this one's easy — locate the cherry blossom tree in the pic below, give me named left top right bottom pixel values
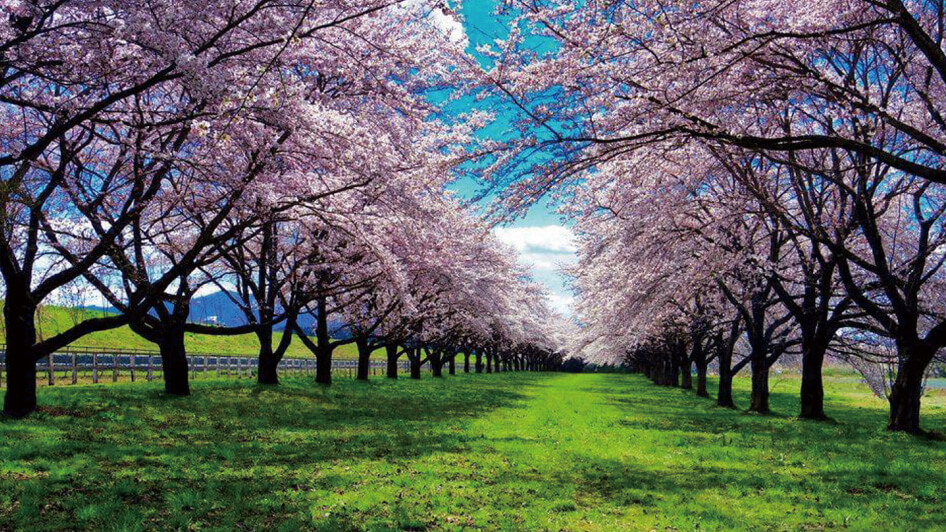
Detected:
left=0, top=0, right=486, bottom=413
left=0, top=0, right=333, bottom=416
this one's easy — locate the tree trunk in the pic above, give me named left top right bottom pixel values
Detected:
left=799, top=340, right=828, bottom=420
left=887, top=344, right=934, bottom=434
left=256, top=328, right=279, bottom=386
left=475, top=352, right=483, bottom=373
left=315, top=347, right=332, bottom=385
left=314, top=297, right=332, bottom=386
left=410, top=350, right=422, bottom=380
left=159, top=320, right=190, bottom=396
left=386, top=343, right=399, bottom=379
left=485, top=350, right=493, bottom=374
left=748, top=353, right=769, bottom=414
left=717, top=345, right=736, bottom=408
left=2, top=294, right=38, bottom=418
left=356, top=337, right=371, bottom=381
left=680, top=357, right=693, bottom=390
left=667, top=355, right=680, bottom=387
left=448, top=355, right=456, bottom=375
left=696, top=363, right=708, bottom=397
left=692, top=340, right=709, bottom=398
left=493, top=353, right=501, bottom=373
left=431, top=359, right=443, bottom=378
left=463, top=353, right=470, bottom=373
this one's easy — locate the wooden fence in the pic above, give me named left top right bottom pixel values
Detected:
left=0, top=345, right=417, bottom=387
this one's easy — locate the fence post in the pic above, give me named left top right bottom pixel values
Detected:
left=130, top=354, right=136, bottom=382
left=92, top=353, right=99, bottom=384
left=47, top=354, right=55, bottom=386
left=112, top=353, right=119, bottom=382
left=147, top=355, right=153, bottom=382
left=71, top=353, right=77, bottom=384
left=216, top=357, right=221, bottom=378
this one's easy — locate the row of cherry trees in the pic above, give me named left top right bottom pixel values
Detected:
left=0, top=0, right=563, bottom=418
left=479, top=0, right=946, bottom=434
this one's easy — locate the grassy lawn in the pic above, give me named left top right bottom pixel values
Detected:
left=8, top=305, right=369, bottom=359
left=2, top=372, right=946, bottom=530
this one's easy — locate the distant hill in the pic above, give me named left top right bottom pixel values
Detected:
left=187, top=290, right=351, bottom=338
left=2, top=304, right=371, bottom=359
left=87, top=289, right=351, bottom=338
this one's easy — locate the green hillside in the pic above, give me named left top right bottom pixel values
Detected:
left=4, top=304, right=369, bottom=360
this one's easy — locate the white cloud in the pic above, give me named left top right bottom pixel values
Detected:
left=518, top=252, right=578, bottom=271
left=547, top=293, right=575, bottom=317
left=429, top=6, right=468, bottom=47
left=493, top=225, right=577, bottom=254
left=404, top=0, right=468, bottom=48
left=493, top=225, right=578, bottom=315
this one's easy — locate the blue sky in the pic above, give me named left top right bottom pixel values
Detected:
left=446, top=1, right=577, bottom=314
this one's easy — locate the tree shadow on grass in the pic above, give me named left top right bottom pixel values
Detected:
left=584, top=373, right=946, bottom=436
left=0, top=373, right=544, bottom=530
left=548, top=450, right=946, bottom=531
left=549, top=374, right=946, bottom=530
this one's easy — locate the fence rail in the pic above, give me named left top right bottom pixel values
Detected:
left=0, top=345, right=420, bottom=387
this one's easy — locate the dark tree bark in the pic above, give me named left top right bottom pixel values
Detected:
left=448, top=354, right=456, bottom=375
left=663, top=351, right=680, bottom=387
left=696, top=362, right=709, bottom=397
left=717, top=339, right=736, bottom=409
left=691, top=337, right=709, bottom=398
left=429, top=348, right=444, bottom=378
left=748, top=352, right=770, bottom=414
left=799, top=338, right=829, bottom=420
left=475, top=351, right=483, bottom=373
left=463, top=353, right=470, bottom=373
left=680, top=354, right=693, bottom=390
left=158, top=314, right=191, bottom=396
left=409, top=347, right=423, bottom=380
left=356, top=336, right=372, bottom=381
left=126, top=290, right=194, bottom=397
left=255, top=315, right=296, bottom=386
left=257, top=344, right=280, bottom=385
left=315, top=297, right=333, bottom=385
left=386, top=342, right=400, bottom=379
left=2, top=293, right=38, bottom=418
left=485, top=349, right=493, bottom=374
left=296, top=296, right=333, bottom=385
left=888, top=344, right=935, bottom=434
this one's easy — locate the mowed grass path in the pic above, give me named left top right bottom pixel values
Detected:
left=2, top=373, right=946, bottom=530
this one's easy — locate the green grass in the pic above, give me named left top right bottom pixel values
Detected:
left=13, top=305, right=369, bottom=359
left=2, top=372, right=946, bottom=530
